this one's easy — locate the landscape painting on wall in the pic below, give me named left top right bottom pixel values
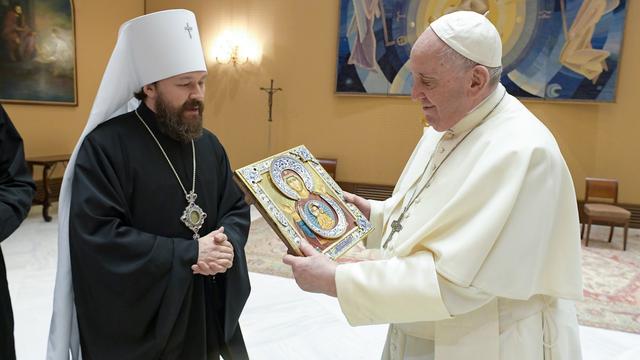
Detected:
left=1, top=0, right=76, bottom=105
left=335, top=0, right=627, bottom=102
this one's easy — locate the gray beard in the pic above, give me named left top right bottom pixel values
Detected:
left=155, top=95, right=204, bottom=143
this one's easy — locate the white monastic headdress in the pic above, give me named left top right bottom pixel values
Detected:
left=47, top=9, right=206, bottom=359
left=430, top=11, right=502, bottom=67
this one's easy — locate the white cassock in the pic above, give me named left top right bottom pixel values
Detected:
left=335, top=84, right=583, bottom=360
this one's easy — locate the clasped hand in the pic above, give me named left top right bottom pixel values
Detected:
left=192, top=226, right=234, bottom=276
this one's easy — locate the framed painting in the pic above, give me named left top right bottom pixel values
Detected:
left=235, top=145, right=373, bottom=259
left=335, top=0, right=627, bottom=102
left=0, top=0, right=77, bottom=105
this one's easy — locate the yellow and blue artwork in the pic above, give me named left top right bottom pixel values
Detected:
left=235, top=146, right=373, bottom=259
left=336, top=0, right=627, bottom=102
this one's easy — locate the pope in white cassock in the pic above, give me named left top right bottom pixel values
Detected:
left=283, top=11, right=583, bottom=360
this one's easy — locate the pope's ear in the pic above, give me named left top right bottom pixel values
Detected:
left=469, top=65, right=490, bottom=95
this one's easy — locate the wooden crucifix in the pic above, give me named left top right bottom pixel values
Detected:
left=260, top=79, right=283, bottom=153
left=260, top=79, right=283, bottom=122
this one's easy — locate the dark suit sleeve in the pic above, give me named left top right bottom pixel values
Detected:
left=0, top=105, right=35, bottom=242
left=213, top=141, right=251, bottom=342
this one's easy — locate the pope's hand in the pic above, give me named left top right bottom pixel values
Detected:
left=343, top=191, right=371, bottom=219
left=282, top=242, right=337, bottom=297
left=192, top=226, right=234, bottom=276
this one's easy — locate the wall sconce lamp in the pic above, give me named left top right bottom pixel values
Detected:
left=217, top=45, right=248, bottom=66
left=209, top=30, right=261, bottom=67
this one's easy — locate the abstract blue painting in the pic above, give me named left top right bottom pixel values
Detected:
left=335, top=0, right=627, bottom=102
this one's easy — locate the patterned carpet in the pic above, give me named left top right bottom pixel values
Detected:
left=246, top=218, right=640, bottom=334
left=578, top=225, right=640, bottom=334
left=245, top=218, right=294, bottom=278
left=245, top=217, right=375, bottom=278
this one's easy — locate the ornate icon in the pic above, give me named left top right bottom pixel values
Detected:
left=234, top=145, right=373, bottom=259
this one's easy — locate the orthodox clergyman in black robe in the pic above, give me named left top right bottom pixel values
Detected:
left=69, top=101, right=250, bottom=359
left=0, top=104, right=35, bottom=360
left=47, top=10, right=250, bottom=360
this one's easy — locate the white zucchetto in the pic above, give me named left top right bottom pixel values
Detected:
left=430, top=11, right=502, bottom=68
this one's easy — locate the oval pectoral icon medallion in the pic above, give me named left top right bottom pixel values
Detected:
left=181, top=197, right=207, bottom=239
left=190, top=209, right=201, bottom=224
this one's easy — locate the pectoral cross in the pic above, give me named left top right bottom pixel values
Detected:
left=184, top=23, right=193, bottom=39
left=383, top=216, right=404, bottom=248
left=391, top=219, right=403, bottom=233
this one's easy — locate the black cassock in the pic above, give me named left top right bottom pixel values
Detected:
left=70, top=103, right=251, bottom=360
left=0, top=105, right=35, bottom=360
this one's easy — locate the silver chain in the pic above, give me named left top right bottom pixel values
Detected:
left=134, top=110, right=195, bottom=196
left=382, top=91, right=506, bottom=248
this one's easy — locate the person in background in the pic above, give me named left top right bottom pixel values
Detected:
left=0, top=103, right=35, bottom=360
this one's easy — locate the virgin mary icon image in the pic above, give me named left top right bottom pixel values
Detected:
left=235, top=145, right=374, bottom=258
left=270, top=156, right=356, bottom=250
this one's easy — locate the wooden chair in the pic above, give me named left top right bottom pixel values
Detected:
left=582, top=177, right=631, bottom=250
left=317, top=158, right=337, bottom=179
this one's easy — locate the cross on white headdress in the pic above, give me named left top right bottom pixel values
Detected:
left=184, top=22, right=193, bottom=39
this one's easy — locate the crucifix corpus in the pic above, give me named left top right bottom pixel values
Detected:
left=260, top=79, right=283, bottom=153
left=260, top=79, right=283, bottom=122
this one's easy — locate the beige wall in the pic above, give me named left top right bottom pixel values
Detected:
left=2, top=0, right=144, bottom=176
left=147, top=0, right=424, bottom=188
left=147, top=0, right=640, bottom=202
left=5, top=1, right=639, bottom=202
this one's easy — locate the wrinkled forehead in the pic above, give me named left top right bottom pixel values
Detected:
left=409, top=29, right=447, bottom=74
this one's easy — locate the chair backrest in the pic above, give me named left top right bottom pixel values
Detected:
left=585, top=177, right=619, bottom=204
left=317, top=158, right=337, bottom=179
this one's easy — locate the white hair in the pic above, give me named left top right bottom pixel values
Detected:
left=438, top=44, right=502, bottom=86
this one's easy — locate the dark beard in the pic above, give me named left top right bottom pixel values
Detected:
left=155, top=95, right=204, bottom=143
